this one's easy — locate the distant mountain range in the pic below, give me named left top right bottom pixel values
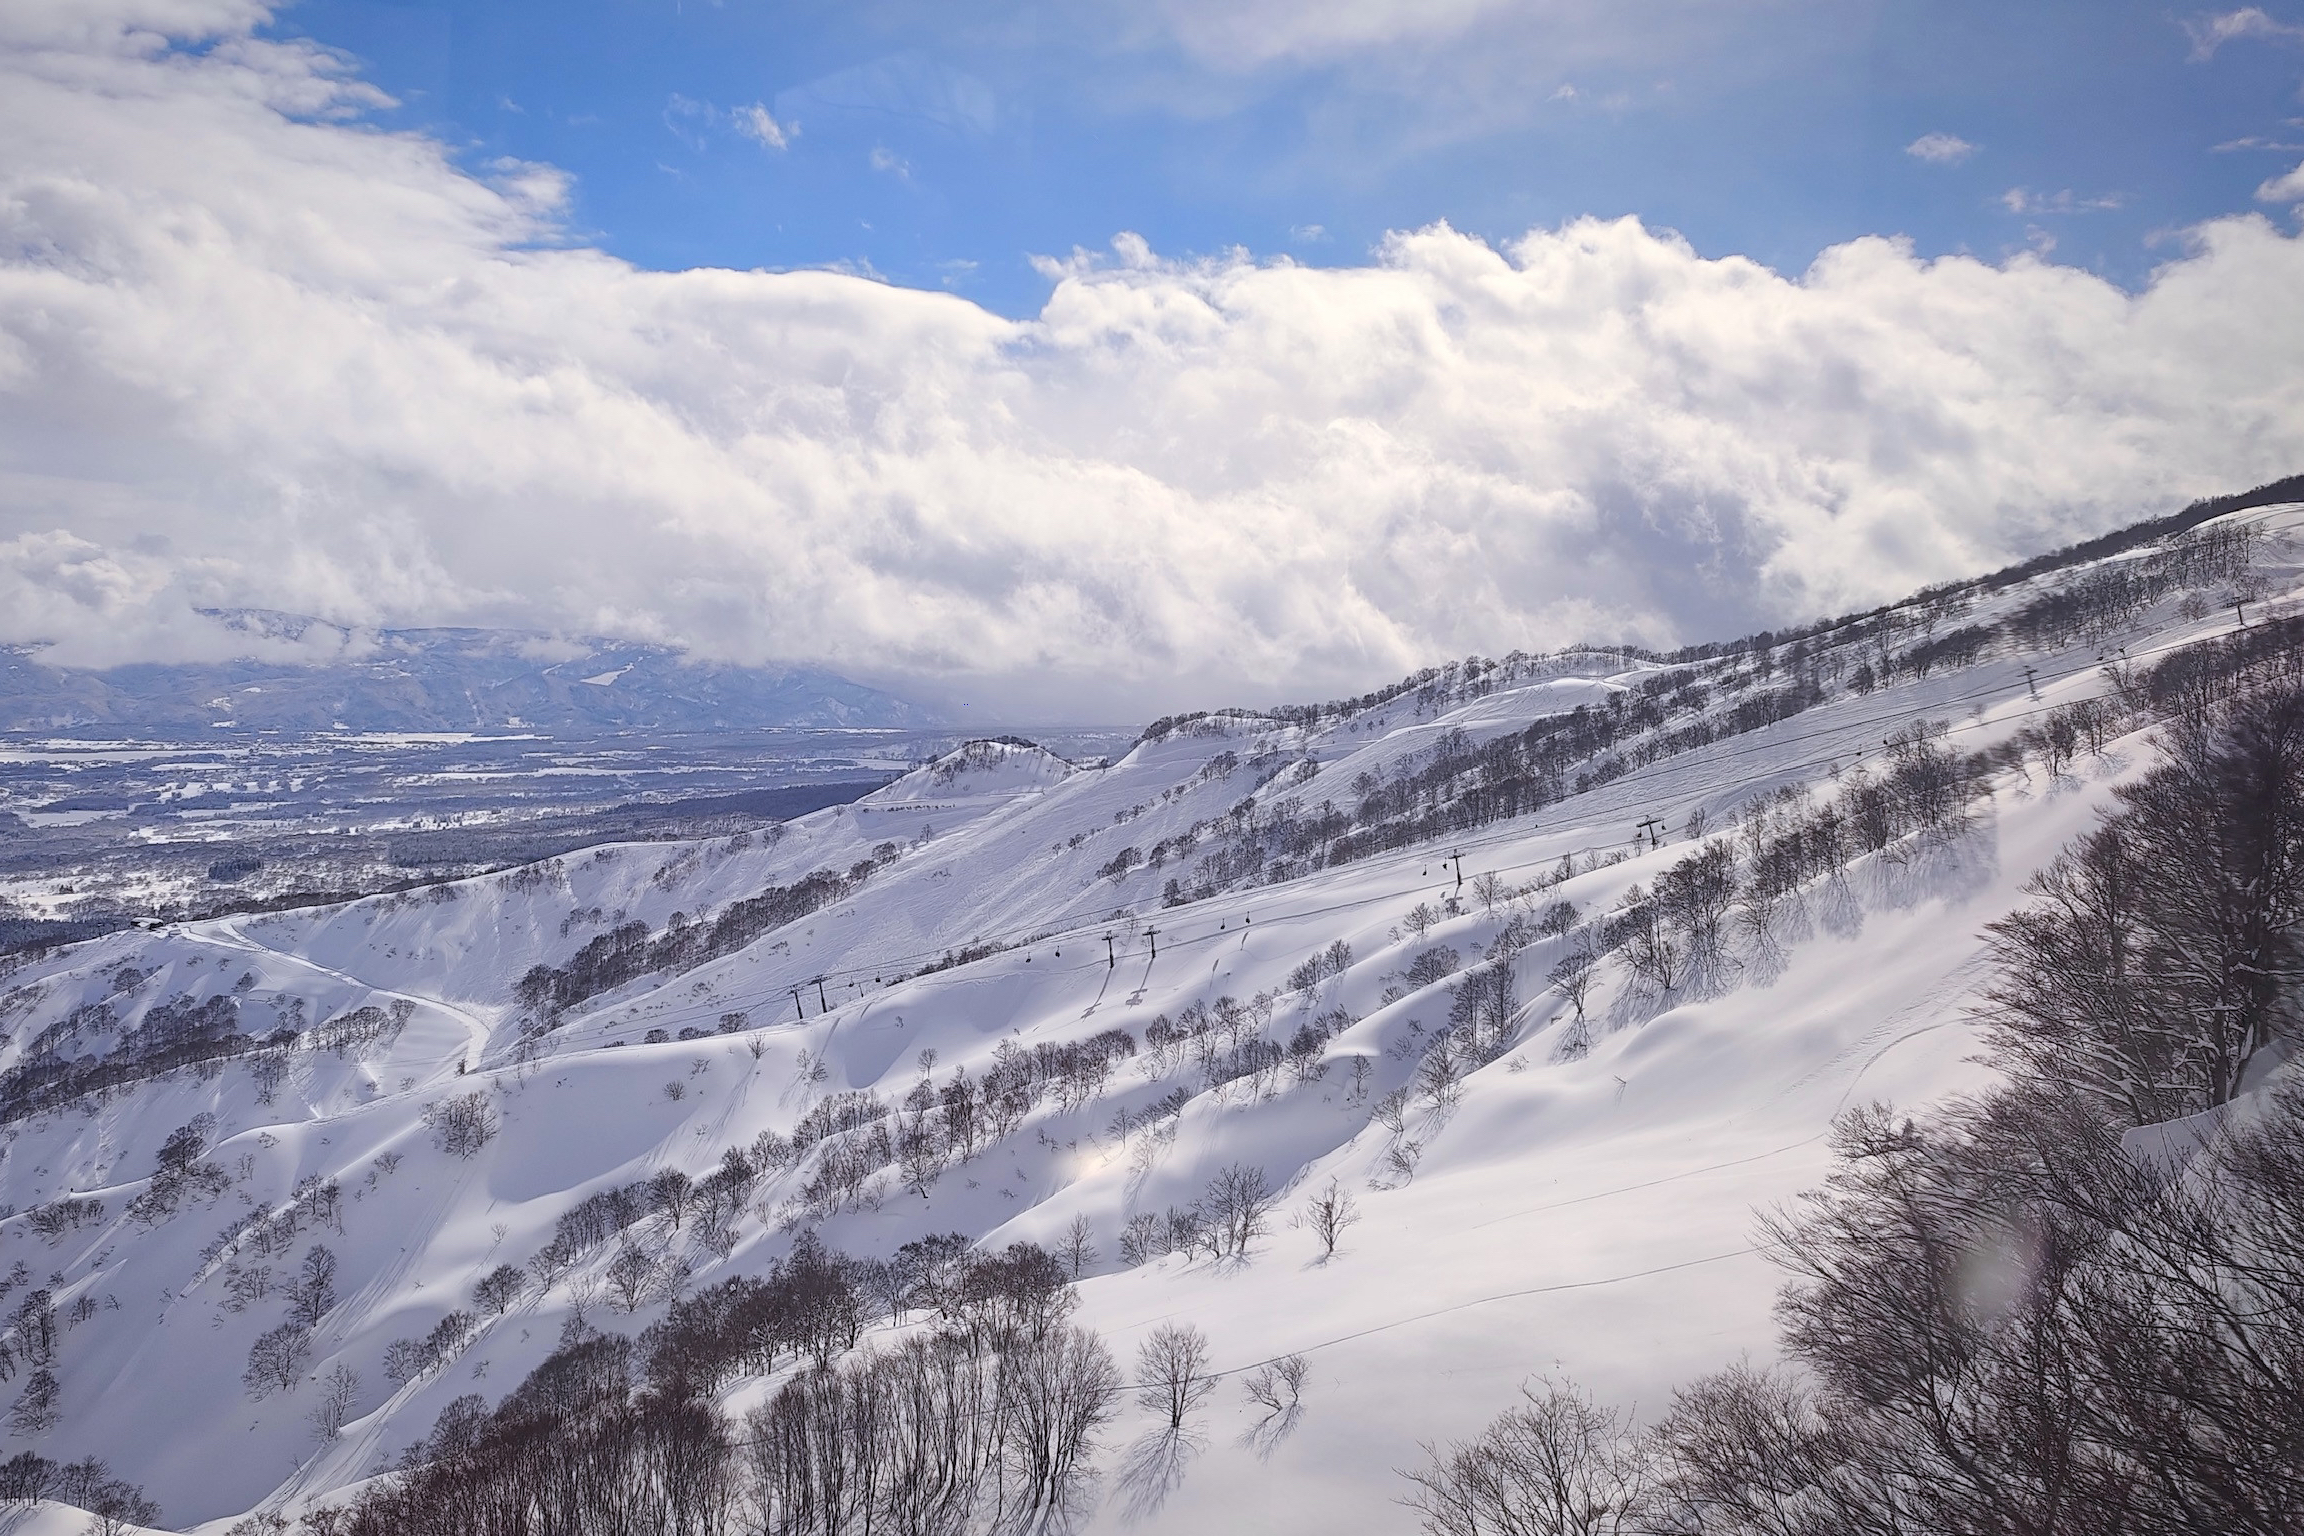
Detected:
left=0, top=610, right=939, bottom=733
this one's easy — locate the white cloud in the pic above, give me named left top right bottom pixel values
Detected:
left=1904, top=131, right=1977, bottom=165
left=665, top=95, right=792, bottom=155
left=2000, top=187, right=2125, bottom=215
left=2184, top=7, right=2304, bottom=60
left=1149, top=0, right=1514, bottom=67
left=733, top=103, right=790, bottom=151
left=663, top=93, right=715, bottom=151
left=485, top=157, right=572, bottom=215
left=869, top=145, right=910, bottom=177
left=7, top=2, right=2304, bottom=717
left=2259, top=158, right=2304, bottom=201
left=1135, top=0, right=1794, bottom=75
left=1095, top=0, right=1819, bottom=170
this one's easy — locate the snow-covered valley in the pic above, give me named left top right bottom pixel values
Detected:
left=1, top=504, right=2299, bottom=1533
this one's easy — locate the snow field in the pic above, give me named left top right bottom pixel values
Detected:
left=0, top=507, right=2297, bottom=1530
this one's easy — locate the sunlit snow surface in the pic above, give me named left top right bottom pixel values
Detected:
left=1, top=509, right=2298, bottom=1532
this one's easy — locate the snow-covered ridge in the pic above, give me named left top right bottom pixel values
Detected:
left=863, top=737, right=1076, bottom=806
left=0, top=506, right=2298, bottom=1531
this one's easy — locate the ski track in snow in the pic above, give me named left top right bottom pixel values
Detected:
left=207, top=918, right=490, bottom=1079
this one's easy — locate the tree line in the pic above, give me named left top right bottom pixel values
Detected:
left=1154, top=522, right=2258, bottom=908
left=514, top=858, right=886, bottom=1026
left=311, top=1227, right=1119, bottom=1536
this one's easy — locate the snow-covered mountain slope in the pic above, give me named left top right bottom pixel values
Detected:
left=0, top=507, right=2298, bottom=1531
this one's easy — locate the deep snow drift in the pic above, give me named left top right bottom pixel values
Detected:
left=0, top=507, right=2298, bottom=1533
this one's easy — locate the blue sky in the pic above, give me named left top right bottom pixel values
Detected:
left=273, top=0, right=2304, bottom=315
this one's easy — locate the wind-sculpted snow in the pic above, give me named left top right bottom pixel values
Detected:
left=0, top=509, right=2297, bottom=1530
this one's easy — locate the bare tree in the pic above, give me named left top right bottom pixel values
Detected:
left=8, top=1369, right=59, bottom=1435
left=1417, top=1030, right=1467, bottom=1110
left=1295, top=1180, right=1361, bottom=1260
left=1374, top=1087, right=1413, bottom=1138
left=1059, top=1214, right=1099, bottom=1280
left=1985, top=687, right=2304, bottom=1119
left=222, top=1514, right=291, bottom=1536
left=472, top=1263, right=526, bottom=1316
left=646, top=1168, right=695, bottom=1228
left=852, top=1256, right=907, bottom=1326
left=285, top=1244, right=338, bottom=1330
left=1134, top=1323, right=1217, bottom=1433
left=309, top=1362, right=360, bottom=1442
left=223, top=1262, right=273, bottom=1313
left=1113, top=1212, right=1161, bottom=1268
left=565, top=1274, right=601, bottom=1328
left=1643, top=1361, right=1844, bottom=1536
left=244, top=1324, right=311, bottom=1398
left=54, top=1461, right=159, bottom=1536
left=1242, top=1354, right=1310, bottom=1457
left=1448, top=959, right=1521, bottom=1060
left=527, top=1232, right=577, bottom=1288
left=898, top=1111, right=943, bottom=1197
left=1549, top=947, right=1597, bottom=1023
left=1654, top=840, right=1739, bottom=967
left=1243, top=1352, right=1307, bottom=1417
left=1611, top=889, right=1686, bottom=996
left=1737, top=881, right=1787, bottom=956
left=1002, top=1325, right=1124, bottom=1531
left=1201, top=1164, right=1277, bottom=1259
left=1402, top=1376, right=1651, bottom=1536
left=424, top=1091, right=497, bottom=1158
left=605, top=1245, right=657, bottom=1313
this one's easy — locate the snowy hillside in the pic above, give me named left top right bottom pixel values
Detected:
left=0, top=505, right=2299, bottom=1532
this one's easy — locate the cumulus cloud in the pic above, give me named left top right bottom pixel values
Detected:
left=6, top=2, right=2304, bottom=718
left=1905, top=131, right=1977, bottom=165
left=2260, top=158, right=2304, bottom=202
